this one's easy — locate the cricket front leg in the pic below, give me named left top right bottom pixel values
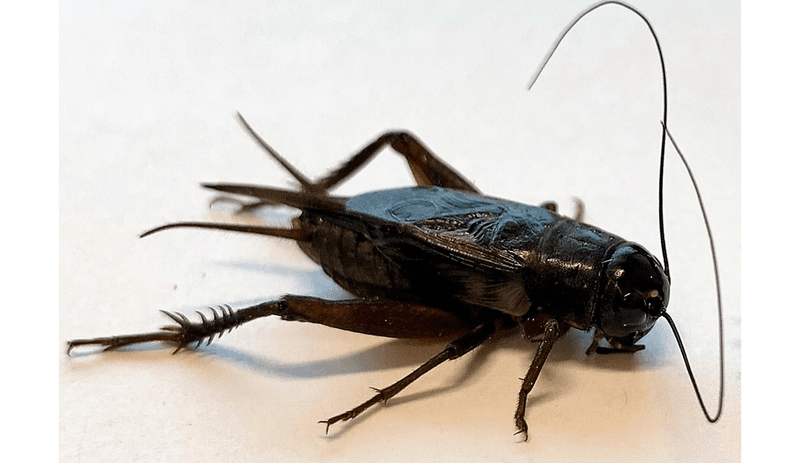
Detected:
left=514, top=317, right=568, bottom=441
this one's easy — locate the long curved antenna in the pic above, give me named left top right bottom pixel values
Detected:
left=528, top=2, right=723, bottom=423
left=527, top=0, right=670, bottom=278
left=661, top=122, right=724, bottom=422
left=663, top=313, right=723, bottom=422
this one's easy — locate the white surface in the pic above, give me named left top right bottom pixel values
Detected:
left=60, top=1, right=740, bottom=461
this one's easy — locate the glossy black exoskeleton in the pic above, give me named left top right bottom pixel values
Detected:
left=68, top=125, right=670, bottom=439
left=343, top=186, right=668, bottom=352
left=67, top=1, right=722, bottom=440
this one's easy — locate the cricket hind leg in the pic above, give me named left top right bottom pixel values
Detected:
left=237, top=113, right=480, bottom=195
left=205, top=114, right=325, bottom=213
left=66, top=295, right=472, bottom=355
left=311, top=130, right=480, bottom=194
left=232, top=115, right=584, bottom=223
left=320, top=316, right=503, bottom=433
left=217, top=115, right=480, bottom=213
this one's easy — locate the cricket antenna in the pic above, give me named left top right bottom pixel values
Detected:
left=660, top=122, right=724, bottom=422
left=527, top=0, right=723, bottom=423
left=527, top=0, right=669, bottom=275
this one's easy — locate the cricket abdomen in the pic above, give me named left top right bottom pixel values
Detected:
left=294, top=214, right=416, bottom=301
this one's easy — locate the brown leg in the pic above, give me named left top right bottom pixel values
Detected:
left=571, top=198, right=585, bottom=222
left=237, top=114, right=479, bottom=194
left=320, top=317, right=502, bottom=433
left=228, top=115, right=480, bottom=212
left=514, top=317, right=569, bottom=441
left=312, top=131, right=480, bottom=193
left=538, top=199, right=584, bottom=222
left=539, top=201, right=557, bottom=213
left=67, top=296, right=471, bottom=355
left=237, top=113, right=319, bottom=193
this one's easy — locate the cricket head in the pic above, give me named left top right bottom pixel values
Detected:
left=595, top=242, right=670, bottom=350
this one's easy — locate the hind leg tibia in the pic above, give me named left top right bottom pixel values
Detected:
left=67, top=296, right=471, bottom=355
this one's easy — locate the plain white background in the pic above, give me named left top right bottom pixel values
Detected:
left=58, top=1, right=740, bottom=461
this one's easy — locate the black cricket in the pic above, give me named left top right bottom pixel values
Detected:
left=67, top=2, right=723, bottom=440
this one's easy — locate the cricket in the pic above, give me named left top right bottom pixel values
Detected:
left=67, top=1, right=724, bottom=441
